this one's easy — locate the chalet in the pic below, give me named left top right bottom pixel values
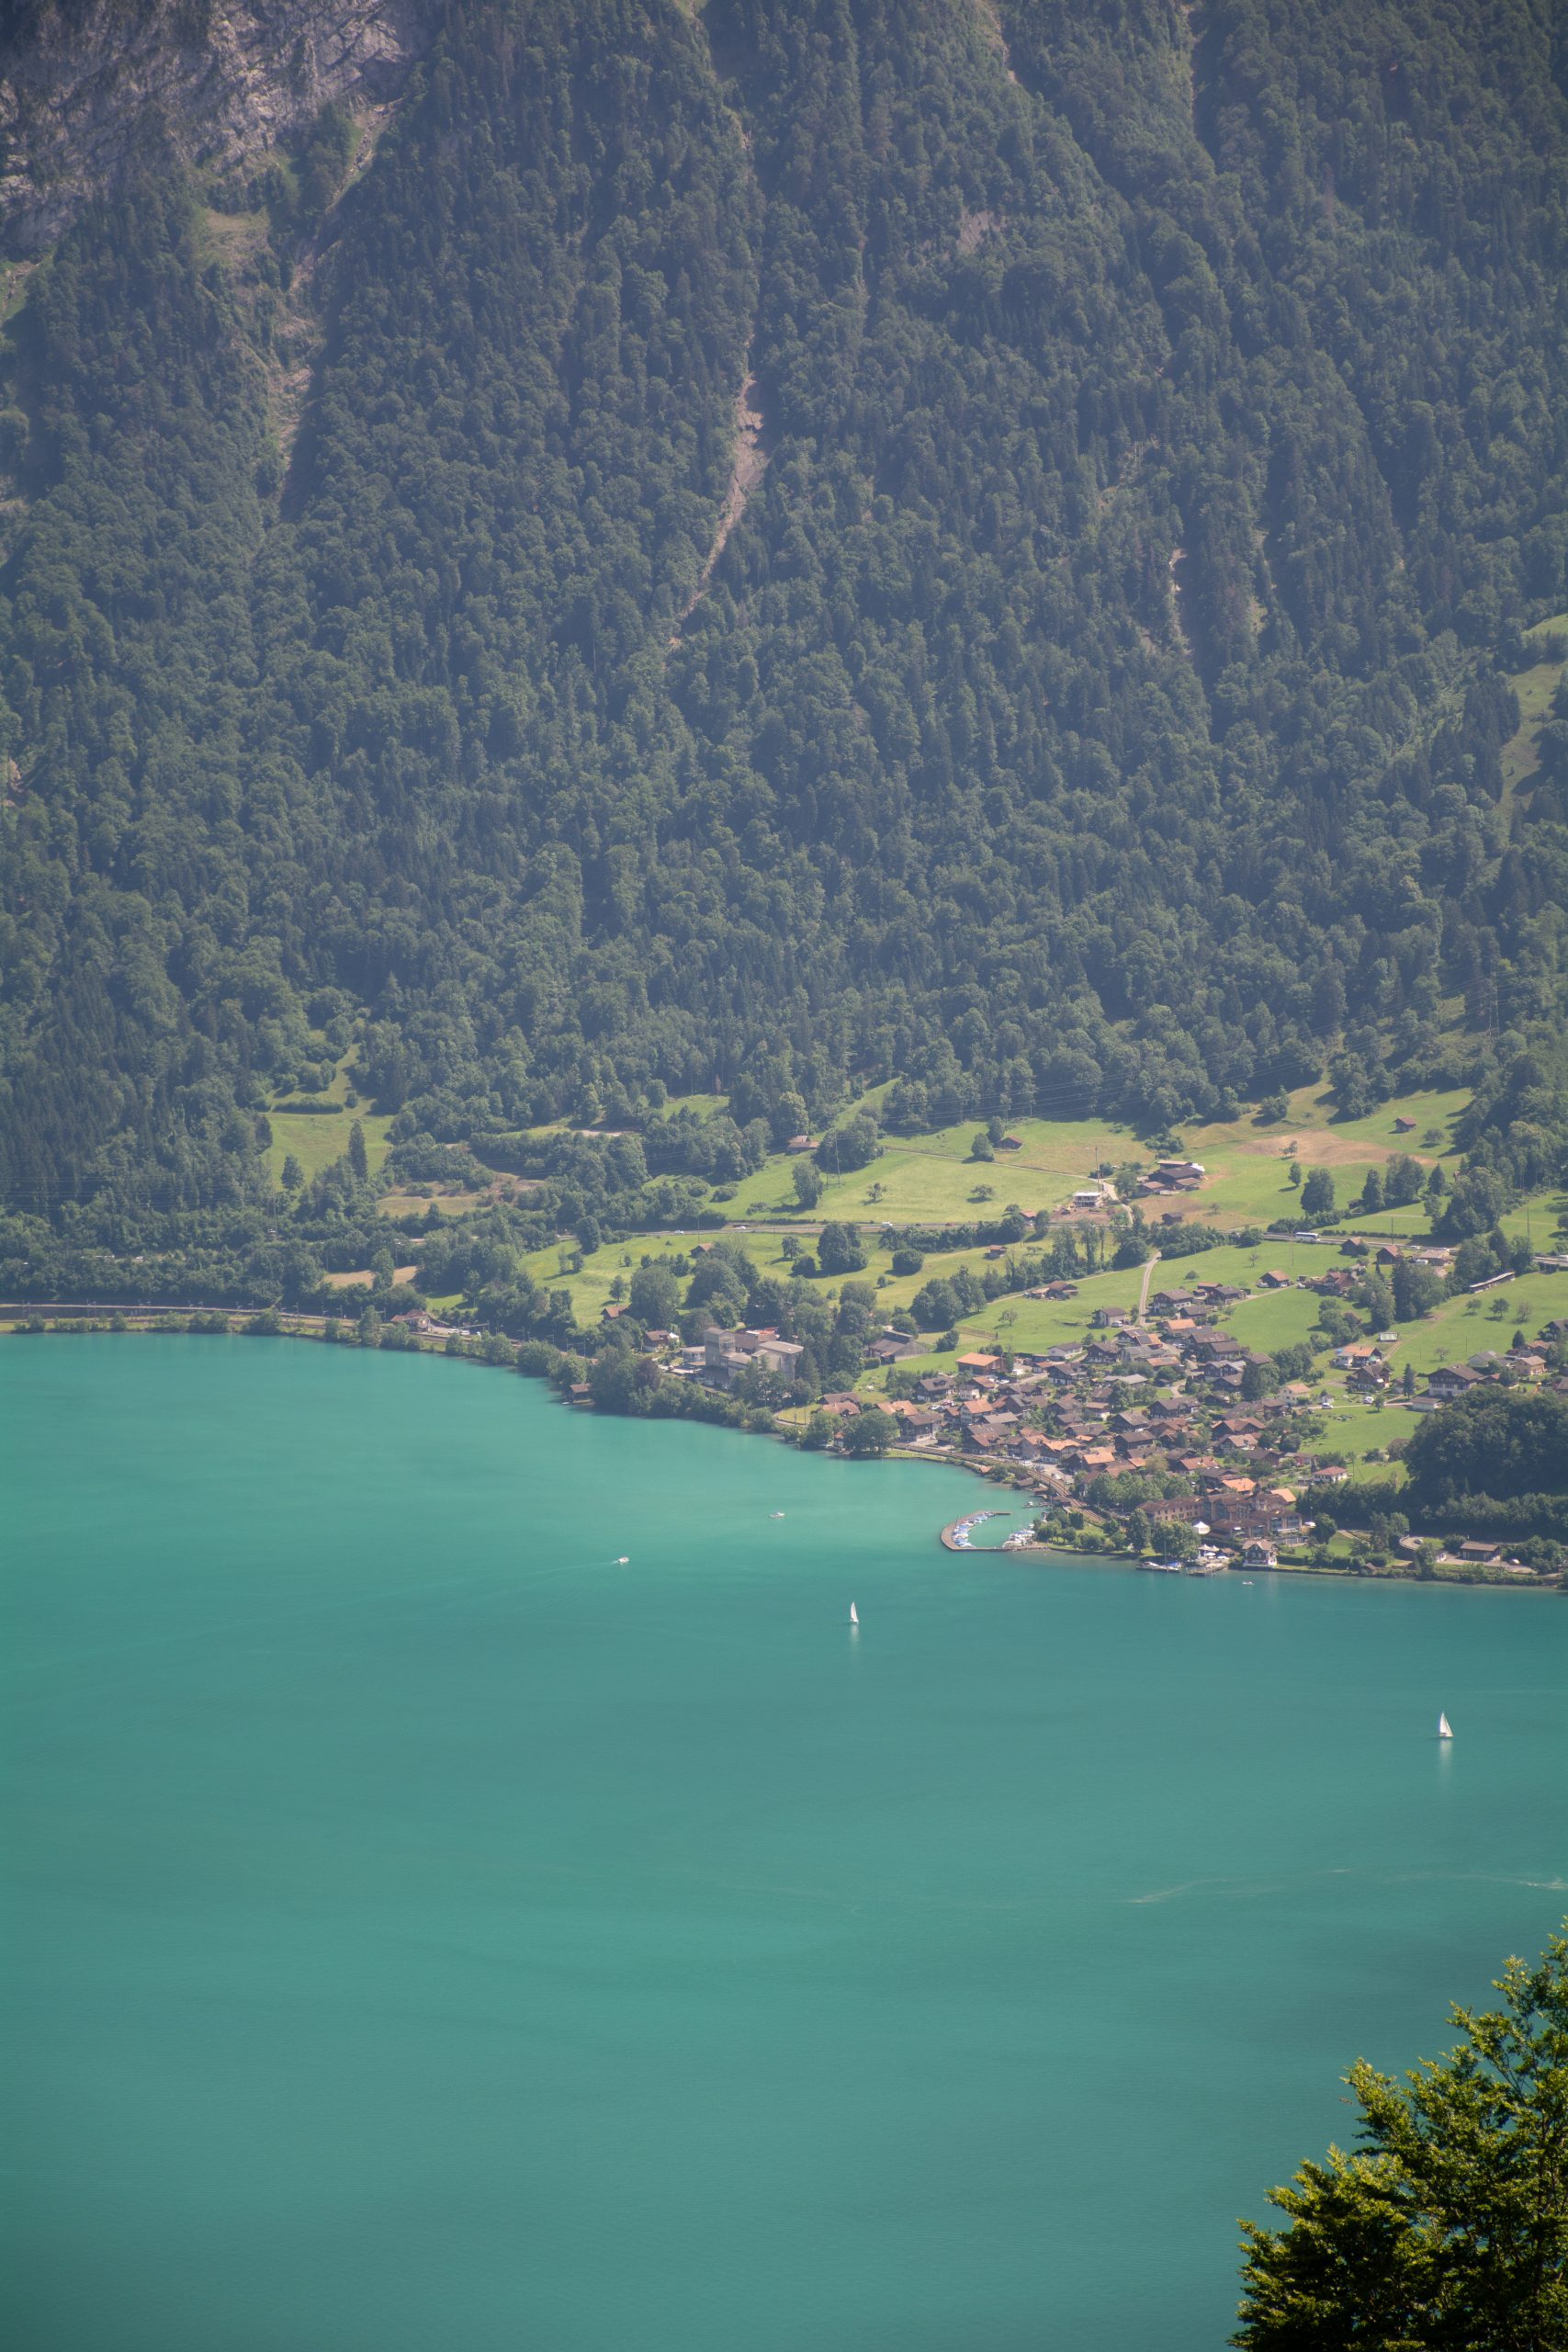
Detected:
left=1393, top=1116, right=1416, bottom=1134
left=1427, top=1363, right=1483, bottom=1400
left=785, top=1135, right=819, bottom=1154
left=888, top=1404, right=940, bottom=1440
left=1156, top=1159, right=1206, bottom=1182
left=963, top=1418, right=1016, bottom=1453
left=1258, top=1270, right=1292, bottom=1290
left=1187, top=1332, right=1234, bottom=1362
left=997, top=1134, right=1023, bottom=1151
left=1241, top=1540, right=1279, bottom=1568
left=1091, top=1306, right=1129, bottom=1329
left=864, top=1329, right=922, bottom=1366
left=1011, top=1431, right=1061, bottom=1464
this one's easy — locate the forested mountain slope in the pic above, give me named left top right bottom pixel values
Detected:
left=2, top=0, right=1566, bottom=1282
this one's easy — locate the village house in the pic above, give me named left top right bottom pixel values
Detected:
left=1426, top=1363, right=1485, bottom=1401
left=886, top=1403, right=941, bottom=1442
left=864, top=1328, right=923, bottom=1367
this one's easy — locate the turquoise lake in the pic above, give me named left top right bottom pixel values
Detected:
left=5, top=1337, right=1567, bottom=2350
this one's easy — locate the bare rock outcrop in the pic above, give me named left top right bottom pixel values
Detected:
left=0, top=0, right=443, bottom=254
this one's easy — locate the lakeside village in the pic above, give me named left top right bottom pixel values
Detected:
left=622, top=1238, right=1568, bottom=1583
left=328, top=1140, right=1568, bottom=1581
left=14, top=1126, right=1568, bottom=1585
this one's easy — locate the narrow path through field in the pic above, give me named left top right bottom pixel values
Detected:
left=1137, top=1251, right=1161, bottom=1319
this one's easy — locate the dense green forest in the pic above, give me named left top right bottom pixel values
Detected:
left=2, top=0, right=1567, bottom=1295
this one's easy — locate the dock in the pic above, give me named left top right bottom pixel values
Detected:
left=941, top=1510, right=1010, bottom=1552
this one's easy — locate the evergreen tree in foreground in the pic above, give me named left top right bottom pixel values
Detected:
left=1235, top=1922, right=1568, bottom=2348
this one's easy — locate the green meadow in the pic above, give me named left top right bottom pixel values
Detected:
left=267, top=1054, right=392, bottom=1188
left=645, top=1080, right=1473, bottom=1238
left=1500, top=611, right=1568, bottom=797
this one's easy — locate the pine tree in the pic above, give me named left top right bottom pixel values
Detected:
left=1235, top=1923, right=1568, bottom=2347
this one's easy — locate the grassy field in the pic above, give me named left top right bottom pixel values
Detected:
left=715, top=1080, right=1473, bottom=1233
left=508, top=1079, right=1475, bottom=1238
left=1173, top=1083, right=1468, bottom=1229
left=1501, top=611, right=1568, bottom=797
left=376, top=1189, right=491, bottom=1218
left=725, top=1113, right=1130, bottom=1225
left=267, top=1104, right=391, bottom=1186
left=266, top=1054, right=391, bottom=1187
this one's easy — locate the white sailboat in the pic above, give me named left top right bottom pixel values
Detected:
left=614, top=1555, right=629, bottom=1566
left=1438, top=1711, right=1453, bottom=1740
left=849, top=1601, right=859, bottom=1627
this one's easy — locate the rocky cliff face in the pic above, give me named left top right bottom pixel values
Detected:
left=0, top=0, right=443, bottom=254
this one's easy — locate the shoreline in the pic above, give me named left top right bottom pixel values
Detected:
left=4, top=1319, right=1557, bottom=1594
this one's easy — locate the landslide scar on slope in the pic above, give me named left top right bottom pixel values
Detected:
left=670, top=368, right=767, bottom=649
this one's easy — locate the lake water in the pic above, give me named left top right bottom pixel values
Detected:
left=4, top=1337, right=1566, bottom=2351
